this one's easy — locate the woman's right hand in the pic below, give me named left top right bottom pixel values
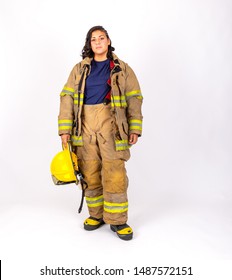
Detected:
left=61, top=134, right=70, bottom=148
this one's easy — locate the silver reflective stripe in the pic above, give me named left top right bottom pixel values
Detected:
left=104, top=201, right=128, bottom=213
left=111, top=96, right=127, bottom=107
left=125, top=90, right=142, bottom=99
left=115, top=140, right=130, bottom=151
left=74, top=93, right=84, bottom=105
left=58, top=122, right=72, bottom=127
left=71, top=136, right=84, bottom=146
left=60, top=87, right=75, bottom=97
left=86, top=195, right=104, bottom=207
left=129, top=119, right=142, bottom=131
left=58, top=120, right=73, bottom=131
left=61, top=90, right=74, bottom=96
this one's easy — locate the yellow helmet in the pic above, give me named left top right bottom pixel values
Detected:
left=50, top=145, right=79, bottom=185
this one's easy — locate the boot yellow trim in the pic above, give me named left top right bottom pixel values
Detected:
left=117, top=226, right=133, bottom=235
left=84, top=218, right=101, bottom=226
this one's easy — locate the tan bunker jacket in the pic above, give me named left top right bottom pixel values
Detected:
left=58, top=53, right=143, bottom=151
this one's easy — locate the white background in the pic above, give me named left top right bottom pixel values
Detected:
left=0, top=0, right=232, bottom=279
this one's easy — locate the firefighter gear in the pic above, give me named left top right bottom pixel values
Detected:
left=50, top=145, right=79, bottom=185
left=58, top=53, right=143, bottom=226
left=84, top=217, right=105, bottom=231
left=110, top=223, right=133, bottom=241
left=77, top=103, right=129, bottom=224
left=50, top=143, right=87, bottom=213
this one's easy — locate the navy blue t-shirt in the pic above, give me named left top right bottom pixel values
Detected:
left=84, top=59, right=111, bottom=104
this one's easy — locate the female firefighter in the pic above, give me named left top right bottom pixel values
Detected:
left=58, top=26, right=143, bottom=241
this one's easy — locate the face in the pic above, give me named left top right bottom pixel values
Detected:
left=90, top=30, right=110, bottom=60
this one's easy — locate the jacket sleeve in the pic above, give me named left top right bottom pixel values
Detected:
left=124, top=64, right=143, bottom=136
left=58, top=66, right=76, bottom=136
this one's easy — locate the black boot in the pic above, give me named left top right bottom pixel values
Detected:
left=110, top=224, right=133, bottom=240
left=84, top=216, right=105, bottom=231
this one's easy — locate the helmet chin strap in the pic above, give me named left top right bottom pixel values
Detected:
left=76, top=172, right=88, bottom=213
left=66, top=141, right=88, bottom=213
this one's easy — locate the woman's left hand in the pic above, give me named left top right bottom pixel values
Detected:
left=129, top=133, right=139, bottom=145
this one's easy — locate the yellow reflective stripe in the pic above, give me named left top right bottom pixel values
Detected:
left=129, top=119, right=142, bottom=131
left=129, top=119, right=142, bottom=124
left=111, top=95, right=127, bottom=107
left=58, top=120, right=73, bottom=130
left=59, top=126, right=72, bottom=130
left=111, top=102, right=127, bottom=107
left=113, top=96, right=126, bottom=100
left=64, top=86, right=75, bottom=92
left=58, top=120, right=73, bottom=124
left=104, top=209, right=128, bottom=213
left=87, top=202, right=103, bottom=207
left=125, top=90, right=142, bottom=99
left=115, top=139, right=130, bottom=151
left=86, top=195, right=104, bottom=208
left=86, top=195, right=103, bottom=201
left=60, top=86, right=75, bottom=97
left=74, top=93, right=84, bottom=105
left=104, top=201, right=128, bottom=207
left=104, top=201, right=128, bottom=213
left=71, top=135, right=83, bottom=146
left=130, top=126, right=142, bottom=130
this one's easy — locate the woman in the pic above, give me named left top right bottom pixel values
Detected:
left=58, top=26, right=143, bottom=241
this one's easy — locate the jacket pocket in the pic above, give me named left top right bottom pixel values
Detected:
left=122, top=121, right=129, bottom=136
left=118, top=121, right=128, bottom=140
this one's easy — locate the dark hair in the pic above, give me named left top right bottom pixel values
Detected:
left=81, top=26, right=115, bottom=60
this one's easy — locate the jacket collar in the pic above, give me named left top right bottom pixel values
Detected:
left=81, top=53, right=121, bottom=66
left=80, top=53, right=121, bottom=75
left=112, top=53, right=121, bottom=66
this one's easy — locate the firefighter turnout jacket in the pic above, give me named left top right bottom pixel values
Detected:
left=58, top=53, right=143, bottom=150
